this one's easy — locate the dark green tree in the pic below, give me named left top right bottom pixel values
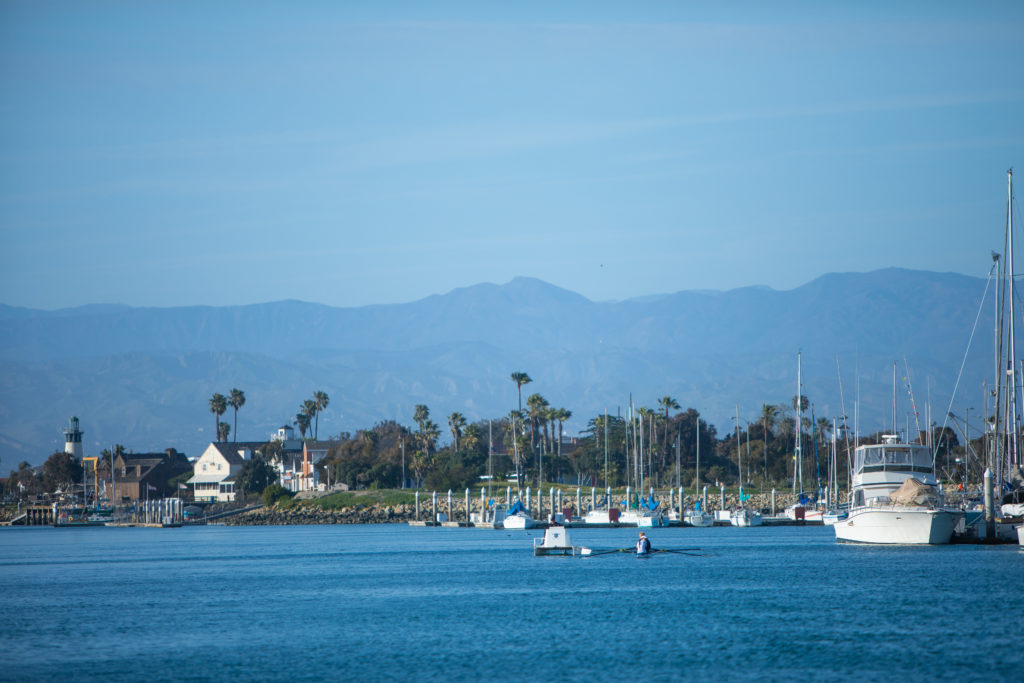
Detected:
left=510, top=371, right=532, bottom=412
left=313, top=390, right=330, bottom=439
left=209, top=393, right=227, bottom=442
left=42, top=451, right=83, bottom=493
left=229, top=388, right=245, bottom=443
left=237, top=455, right=277, bottom=499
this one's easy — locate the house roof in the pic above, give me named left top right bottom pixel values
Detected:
left=205, top=442, right=264, bottom=466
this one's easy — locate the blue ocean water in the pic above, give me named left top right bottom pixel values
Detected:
left=0, top=524, right=1020, bottom=682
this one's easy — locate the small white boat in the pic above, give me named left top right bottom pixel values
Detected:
left=730, top=509, right=763, bottom=527
left=502, top=510, right=538, bottom=530
left=784, top=500, right=823, bottom=522
left=500, top=498, right=538, bottom=530
left=684, top=509, right=714, bottom=527
left=822, top=509, right=849, bottom=526
left=583, top=508, right=621, bottom=524
left=618, top=509, right=665, bottom=527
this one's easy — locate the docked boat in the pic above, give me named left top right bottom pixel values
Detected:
left=501, top=498, right=538, bottom=530
left=834, top=436, right=960, bottom=544
left=784, top=500, right=823, bottom=522
left=730, top=508, right=763, bottom=527
left=822, top=508, right=849, bottom=526
left=684, top=509, right=714, bottom=527
left=618, top=509, right=665, bottom=527
left=583, top=508, right=621, bottom=524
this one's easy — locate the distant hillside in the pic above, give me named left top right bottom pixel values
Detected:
left=0, top=268, right=993, bottom=467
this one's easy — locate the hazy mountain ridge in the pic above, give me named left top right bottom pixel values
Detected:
left=0, top=268, right=993, bottom=466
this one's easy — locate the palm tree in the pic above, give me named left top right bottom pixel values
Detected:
left=510, top=371, right=532, bottom=412
left=555, top=408, right=572, bottom=458
left=294, top=412, right=311, bottom=439
left=209, top=393, right=227, bottom=442
left=229, top=388, right=245, bottom=443
left=526, top=393, right=549, bottom=453
left=462, top=423, right=482, bottom=452
left=302, top=400, right=317, bottom=440
left=313, top=391, right=329, bottom=439
left=448, top=412, right=467, bottom=451
left=217, top=421, right=231, bottom=442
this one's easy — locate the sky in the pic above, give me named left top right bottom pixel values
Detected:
left=1, top=1, right=1023, bottom=310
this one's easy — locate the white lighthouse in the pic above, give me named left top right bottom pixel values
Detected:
left=63, top=416, right=83, bottom=459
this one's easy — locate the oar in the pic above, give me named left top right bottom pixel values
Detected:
left=580, top=547, right=705, bottom=557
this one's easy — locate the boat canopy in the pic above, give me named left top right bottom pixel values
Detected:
left=508, top=498, right=525, bottom=515
left=853, top=444, right=934, bottom=475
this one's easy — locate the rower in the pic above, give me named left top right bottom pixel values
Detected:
left=636, top=531, right=651, bottom=555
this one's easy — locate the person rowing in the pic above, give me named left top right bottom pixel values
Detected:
left=636, top=531, right=651, bottom=555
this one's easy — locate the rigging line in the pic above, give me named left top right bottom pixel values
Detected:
left=934, top=261, right=998, bottom=463
left=902, top=358, right=923, bottom=440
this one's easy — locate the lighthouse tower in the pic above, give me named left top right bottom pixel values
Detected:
left=63, top=416, right=83, bottom=459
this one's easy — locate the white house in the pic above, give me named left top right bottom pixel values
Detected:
left=188, top=442, right=256, bottom=502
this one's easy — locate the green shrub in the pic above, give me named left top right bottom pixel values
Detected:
left=262, top=484, right=295, bottom=507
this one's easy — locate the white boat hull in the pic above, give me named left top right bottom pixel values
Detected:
left=618, top=510, right=664, bottom=527
left=684, top=512, right=713, bottom=527
left=731, top=510, right=763, bottom=527
left=834, top=507, right=958, bottom=544
left=1017, top=524, right=1024, bottom=547
left=822, top=510, right=848, bottom=526
left=502, top=512, right=538, bottom=530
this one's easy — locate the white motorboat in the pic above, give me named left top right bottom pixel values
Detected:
left=730, top=509, right=763, bottom=527
left=834, top=436, right=961, bottom=545
left=684, top=509, right=714, bottom=527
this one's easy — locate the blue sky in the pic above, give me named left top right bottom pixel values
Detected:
left=1, top=1, right=1022, bottom=309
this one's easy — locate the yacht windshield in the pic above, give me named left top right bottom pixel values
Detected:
left=854, top=445, right=933, bottom=474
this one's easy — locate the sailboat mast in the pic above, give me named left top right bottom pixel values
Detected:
left=735, top=405, right=742, bottom=491
left=695, top=414, right=701, bottom=494
left=794, top=352, right=803, bottom=494
left=1007, top=169, right=1019, bottom=480
left=603, top=408, right=608, bottom=490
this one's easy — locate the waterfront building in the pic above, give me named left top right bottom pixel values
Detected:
left=113, top=449, right=191, bottom=501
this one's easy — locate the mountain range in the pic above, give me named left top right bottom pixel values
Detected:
left=0, top=268, right=994, bottom=468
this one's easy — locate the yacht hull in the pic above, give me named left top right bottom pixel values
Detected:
left=834, top=507, right=958, bottom=544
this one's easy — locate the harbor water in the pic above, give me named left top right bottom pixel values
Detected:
left=1, top=524, right=1021, bottom=681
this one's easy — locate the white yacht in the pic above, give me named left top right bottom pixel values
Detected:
left=834, top=436, right=960, bottom=545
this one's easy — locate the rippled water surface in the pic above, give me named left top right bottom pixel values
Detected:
left=1, top=524, right=1021, bottom=681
